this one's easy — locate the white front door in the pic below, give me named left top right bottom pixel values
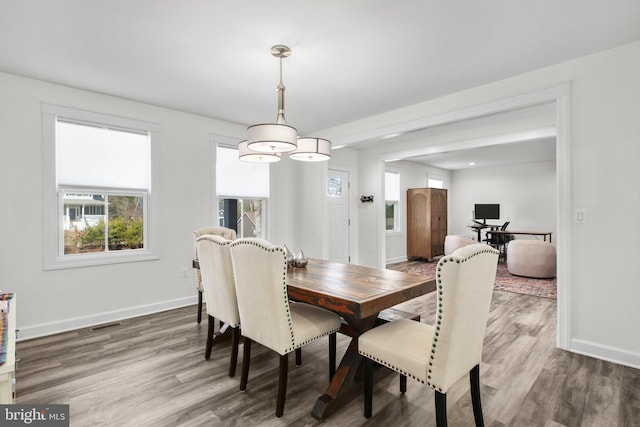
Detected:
left=327, top=169, right=350, bottom=263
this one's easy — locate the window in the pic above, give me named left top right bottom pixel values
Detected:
left=327, top=176, right=343, bottom=197
left=428, top=176, right=444, bottom=189
left=385, top=171, right=400, bottom=232
left=216, top=145, right=269, bottom=239
left=62, top=192, right=144, bottom=254
left=43, top=104, right=160, bottom=269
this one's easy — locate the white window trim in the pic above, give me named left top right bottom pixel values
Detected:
left=42, top=103, right=161, bottom=270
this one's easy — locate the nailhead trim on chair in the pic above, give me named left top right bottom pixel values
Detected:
left=426, top=247, right=498, bottom=393
left=233, top=239, right=341, bottom=354
left=358, top=350, right=427, bottom=384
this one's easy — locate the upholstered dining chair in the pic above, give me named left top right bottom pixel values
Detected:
left=229, top=238, right=341, bottom=418
left=195, top=235, right=241, bottom=377
left=358, top=243, right=499, bottom=427
left=193, top=226, right=237, bottom=323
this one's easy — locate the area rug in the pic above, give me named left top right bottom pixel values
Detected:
left=392, top=260, right=557, bottom=299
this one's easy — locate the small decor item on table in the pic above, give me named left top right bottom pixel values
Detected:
left=283, top=245, right=295, bottom=268
left=294, top=250, right=308, bottom=268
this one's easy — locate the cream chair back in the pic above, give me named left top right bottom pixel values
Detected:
left=230, top=238, right=296, bottom=355
left=195, top=235, right=240, bottom=327
left=428, top=243, right=498, bottom=392
left=193, top=226, right=237, bottom=290
left=194, top=226, right=237, bottom=242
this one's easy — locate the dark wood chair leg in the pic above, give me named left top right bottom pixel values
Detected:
left=240, top=337, right=251, bottom=391
left=295, top=347, right=302, bottom=367
left=204, top=315, right=215, bottom=360
left=364, top=357, right=373, bottom=418
left=228, top=327, right=240, bottom=377
left=470, top=364, right=484, bottom=427
left=400, top=374, right=407, bottom=393
left=197, top=291, right=203, bottom=323
left=276, top=353, right=289, bottom=418
left=435, top=391, right=447, bottom=427
left=329, top=332, right=336, bottom=381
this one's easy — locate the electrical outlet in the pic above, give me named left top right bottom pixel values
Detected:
left=181, top=267, right=188, bottom=278
left=574, top=209, right=587, bottom=223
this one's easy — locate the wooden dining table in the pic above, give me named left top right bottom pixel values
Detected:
left=286, top=258, right=436, bottom=420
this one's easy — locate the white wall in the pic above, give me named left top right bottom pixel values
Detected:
left=385, top=160, right=451, bottom=263
left=450, top=160, right=557, bottom=242
left=292, top=160, right=326, bottom=259
left=268, top=156, right=297, bottom=249
left=319, top=41, right=640, bottom=368
left=0, top=71, right=246, bottom=339
left=356, top=150, right=383, bottom=266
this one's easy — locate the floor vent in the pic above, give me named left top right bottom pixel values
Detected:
left=90, top=322, right=122, bottom=331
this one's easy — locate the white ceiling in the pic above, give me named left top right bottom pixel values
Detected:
left=401, top=137, right=557, bottom=170
left=383, top=102, right=558, bottom=169
left=1, top=1, right=639, bottom=168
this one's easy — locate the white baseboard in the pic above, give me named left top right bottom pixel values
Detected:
left=17, top=296, right=197, bottom=341
left=570, top=338, right=640, bottom=369
left=386, top=256, right=408, bottom=265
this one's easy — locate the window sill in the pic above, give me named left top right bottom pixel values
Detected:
left=44, top=250, right=159, bottom=270
left=386, top=231, right=402, bottom=237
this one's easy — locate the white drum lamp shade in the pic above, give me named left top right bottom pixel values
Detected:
left=289, top=137, right=332, bottom=162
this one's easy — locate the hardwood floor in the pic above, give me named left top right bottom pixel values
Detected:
left=16, top=286, right=640, bottom=426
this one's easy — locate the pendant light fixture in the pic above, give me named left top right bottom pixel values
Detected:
left=241, top=45, right=331, bottom=163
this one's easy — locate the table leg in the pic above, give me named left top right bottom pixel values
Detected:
left=311, top=315, right=378, bottom=421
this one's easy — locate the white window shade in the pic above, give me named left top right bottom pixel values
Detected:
left=385, top=172, right=400, bottom=201
left=217, top=146, right=269, bottom=198
left=56, top=121, right=150, bottom=190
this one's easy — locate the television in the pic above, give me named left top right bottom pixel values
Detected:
left=474, top=204, right=500, bottom=222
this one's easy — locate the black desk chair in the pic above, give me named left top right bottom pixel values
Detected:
left=483, top=221, right=513, bottom=257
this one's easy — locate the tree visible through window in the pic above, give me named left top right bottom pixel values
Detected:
left=63, top=193, right=144, bottom=254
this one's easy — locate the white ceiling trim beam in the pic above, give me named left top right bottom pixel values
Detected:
left=322, top=84, right=567, bottom=147
left=381, top=126, right=557, bottom=162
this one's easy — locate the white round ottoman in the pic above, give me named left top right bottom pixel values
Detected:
left=444, top=235, right=476, bottom=256
left=507, top=240, right=556, bottom=278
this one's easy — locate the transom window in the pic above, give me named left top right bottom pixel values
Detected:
left=428, top=176, right=444, bottom=189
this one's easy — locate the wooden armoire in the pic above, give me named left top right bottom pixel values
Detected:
left=407, top=188, right=447, bottom=261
